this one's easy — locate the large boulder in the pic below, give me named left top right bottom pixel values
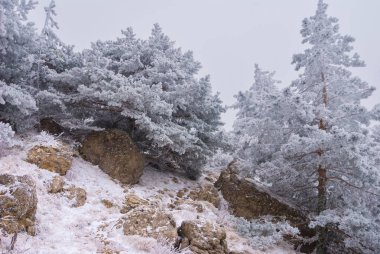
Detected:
left=178, top=220, right=228, bottom=254
left=79, top=129, right=144, bottom=185
left=215, top=162, right=316, bottom=252
left=215, top=162, right=308, bottom=225
left=188, top=184, right=221, bottom=208
left=123, top=206, right=177, bottom=241
left=27, top=145, right=73, bottom=175
left=0, top=174, right=37, bottom=235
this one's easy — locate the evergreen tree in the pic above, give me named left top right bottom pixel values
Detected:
left=277, top=1, right=378, bottom=252
left=0, top=0, right=38, bottom=129
left=232, top=64, right=284, bottom=174
left=30, top=0, right=80, bottom=124
left=233, top=1, right=380, bottom=252
left=54, top=25, right=225, bottom=178
left=287, top=0, right=377, bottom=213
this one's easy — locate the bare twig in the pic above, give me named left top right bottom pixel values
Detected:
left=10, top=232, right=17, bottom=251
left=327, top=176, right=380, bottom=197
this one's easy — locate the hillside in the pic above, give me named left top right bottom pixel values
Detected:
left=0, top=132, right=294, bottom=254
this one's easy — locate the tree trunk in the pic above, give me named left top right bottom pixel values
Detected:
left=317, top=165, right=327, bottom=213
left=316, top=73, right=328, bottom=254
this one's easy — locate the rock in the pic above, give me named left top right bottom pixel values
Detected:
left=178, top=220, right=228, bottom=254
left=171, top=198, right=206, bottom=213
left=194, top=203, right=204, bottom=213
left=204, top=176, right=215, bottom=182
left=101, top=199, right=114, bottom=208
left=176, top=188, right=187, bottom=198
left=188, top=184, right=221, bottom=208
left=215, top=161, right=315, bottom=247
left=204, top=172, right=218, bottom=183
left=48, top=176, right=64, bottom=193
left=79, top=129, right=144, bottom=185
left=0, top=174, right=37, bottom=235
left=66, top=187, right=87, bottom=207
left=120, top=194, right=148, bottom=213
left=27, top=145, right=72, bottom=175
left=123, top=206, right=177, bottom=241
left=39, top=118, right=63, bottom=135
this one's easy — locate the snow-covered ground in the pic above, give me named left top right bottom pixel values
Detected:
left=0, top=133, right=295, bottom=254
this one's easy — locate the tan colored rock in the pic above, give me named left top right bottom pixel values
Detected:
left=188, top=184, right=221, bottom=208
left=48, top=176, right=65, bottom=193
left=171, top=198, right=206, bottom=213
left=204, top=172, right=219, bottom=183
left=123, top=206, right=177, bottom=241
left=27, top=145, right=72, bottom=175
left=194, top=203, right=204, bottom=213
left=120, top=194, right=148, bottom=213
left=79, top=129, right=144, bottom=185
left=179, top=220, right=228, bottom=254
left=101, top=199, right=114, bottom=208
left=0, top=174, right=37, bottom=235
left=66, top=187, right=87, bottom=207
left=214, top=161, right=315, bottom=240
left=176, top=188, right=188, bottom=198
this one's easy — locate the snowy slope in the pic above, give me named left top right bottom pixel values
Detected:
left=0, top=133, right=295, bottom=254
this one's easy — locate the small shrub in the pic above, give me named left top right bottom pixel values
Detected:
left=233, top=216, right=299, bottom=250
left=208, top=148, right=233, bottom=170
left=0, top=122, right=20, bottom=154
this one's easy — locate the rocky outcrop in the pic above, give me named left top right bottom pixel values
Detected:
left=215, top=162, right=308, bottom=224
left=79, top=129, right=144, bottom=185
left=27, top=145, right=73, bottom=175
left=215, top=162, right=316, bottom=252
left=188, top=184, right=221, bottom=208
left=123, top=206, right=177, bottom=241
left=66, top=186, right=87, bottom=207
left=0, top=174, right=37, bottom=235
left=48, top=176, right=65, bottom=193
left=120, top=194, right=149, bottom=213
left=178, top=220, right=228, bottom=254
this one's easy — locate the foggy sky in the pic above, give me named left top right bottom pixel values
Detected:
left=29, top=0, right=380, bottom=130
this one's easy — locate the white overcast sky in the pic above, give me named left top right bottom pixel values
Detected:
left=29, top=0, right=380, bottom=130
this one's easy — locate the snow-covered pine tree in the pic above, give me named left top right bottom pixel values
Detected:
left=29, top=0, right=81, bottom=125
left=234, top=1, right=380, bottom=252
left=271, top=0, right=379, bottom=252
left=0, top=0, right=38, bottom=130
left=53, top=24, right=225, bottom=178
left=232, top=64, right=285, bottom=175
left=288, top=0, right=378, bottom=208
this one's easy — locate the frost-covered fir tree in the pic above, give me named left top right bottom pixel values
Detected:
left=0, top=0, right=36, bottom=83
left=29, top=0, right=80, bottom=124
left=0, top=0, right=38, bottom=130
left=54, top=24, right=225, bottom=178
left=271, top=1, right=378, bottom=252
left=0, top=0, right=76, bottom=130
left=234, top=1, right=380, bottom=252
left=232, top=64, right=285, bottom=175
left=286, top=0, right=378, bottom=214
